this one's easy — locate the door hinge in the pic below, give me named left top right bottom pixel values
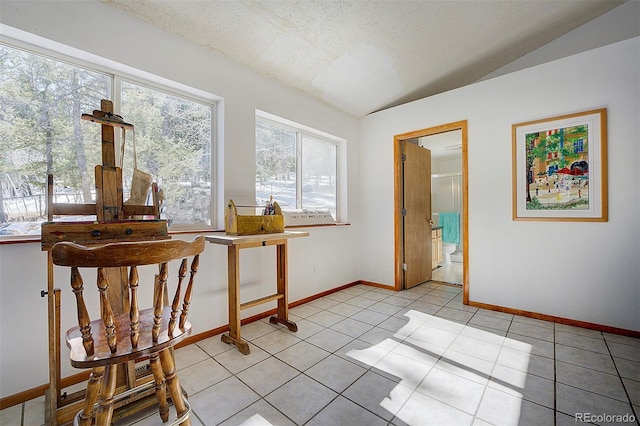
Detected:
left=402, top=263, right=408, bottom=271
left=402, top=154, right=406, bottom=162
left=402, top=209, right=407, bottom=216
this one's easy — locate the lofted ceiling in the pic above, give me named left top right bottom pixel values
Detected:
left=102, top=0, right=624, bottom=118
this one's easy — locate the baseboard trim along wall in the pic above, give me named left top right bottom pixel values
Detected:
left=467, top=300, right=640, bottom=339
left=0, top=281, right=360, bottom=409
left=2, top=279, right=637, bottom=409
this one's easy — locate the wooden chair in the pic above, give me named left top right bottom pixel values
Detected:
left=51, top=236, right=206, bottom=426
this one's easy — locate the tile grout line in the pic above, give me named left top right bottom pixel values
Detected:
left=602, top=333, right=639, bottom=422
left=302, top=301, right=413, bottom=425
left=204, top=291, right=400, bottom=426
left=227, top=324, right=404, bottom=425
left=8, top=282, right=635, bottom=425
left=278, top=286, right=462, bottom=425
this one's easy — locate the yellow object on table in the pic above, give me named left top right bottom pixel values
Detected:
left=225, top=199, right=284, bottom=235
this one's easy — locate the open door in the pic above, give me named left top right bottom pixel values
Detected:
left=394, top=120, right=468, bottom=304
left=402, top=140, right=432, bottom=288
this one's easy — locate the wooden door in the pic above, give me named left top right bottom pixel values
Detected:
left=403, top=141, right=432, bottom=288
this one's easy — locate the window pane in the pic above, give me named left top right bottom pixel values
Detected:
left=255, top=121, right=296, bottom=208
left=0, top=44, right=111, bottom=236
left=302, top=136, right=336, bottom=218
left=121, top=81, right=212, bottom=227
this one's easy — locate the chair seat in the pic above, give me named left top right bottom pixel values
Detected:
left=66, top=306, right=191, bottom=368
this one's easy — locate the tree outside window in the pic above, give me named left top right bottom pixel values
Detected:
left=0, top=44, right=213, bottom=238
left=255, top=116, right=337, bottom=219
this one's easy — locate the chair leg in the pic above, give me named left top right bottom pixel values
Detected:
left=159, top=349, right=191, bottom=426
left=95, top=364, right=118, bottom=425
left=150, top=352, right=170, bottom=422
left=77, top=366, right=105, bottom=426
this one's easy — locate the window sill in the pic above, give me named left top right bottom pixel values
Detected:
left=196, top=223, right=351, bottom=232
left=0, top=223, right=352, bottom=245
left=286, top=223, right=350, bottom=229
left=193, top=222, right=351, bottom=232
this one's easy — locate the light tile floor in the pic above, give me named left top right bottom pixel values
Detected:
left=2, top=282, right=639, bottom=425
left=432, top=262, right=463, bottom=286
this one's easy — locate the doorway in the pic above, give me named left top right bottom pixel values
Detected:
left=394, top=120, right=469, bottom=304
left=421, top=131, right=463, bottom=286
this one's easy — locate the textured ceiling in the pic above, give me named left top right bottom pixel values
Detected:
left=102, top=0, right=624, bottom=117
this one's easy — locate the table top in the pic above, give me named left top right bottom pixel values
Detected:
left=204, top=231, right=309, bottom=246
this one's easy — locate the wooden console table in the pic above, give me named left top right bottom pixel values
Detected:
left=205, top=231, right=309, bottom=354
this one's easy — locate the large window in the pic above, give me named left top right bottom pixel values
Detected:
left=120, top=82, right=212, bottom=227
left=255, top=112, right=341, bottom=220
left=0, top=42, right=214, bottom=239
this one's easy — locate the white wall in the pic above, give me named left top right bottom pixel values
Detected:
left=1, top=0, right=638, bottom=402
left=432, top=158, right=462, bottom=175
left=360, top=37, right=639, bottom=332
left=0, top=1, right=361, bottom=398
left=481, top=0, right=640, bottom=82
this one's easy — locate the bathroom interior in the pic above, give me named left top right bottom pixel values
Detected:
left=419, top=131, right=463, bottom=286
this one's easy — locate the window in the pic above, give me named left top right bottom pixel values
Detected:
left=0, top=42, right=215, bottom=239
left=255, top=111, right=342, bottom=221
left=120, top=81, right=212, bottom=228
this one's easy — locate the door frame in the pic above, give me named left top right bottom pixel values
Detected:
left=393, top=120, right=470, bottom=304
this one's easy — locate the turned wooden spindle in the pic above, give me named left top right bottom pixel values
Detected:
left=160, top=349, right=190, bottom=423
left=95, top=365, right=118, bottom=425
left=128, top=266, right=140, bottom=348
left=179, top=254, right=200, bottom=331
left=77, top=367, right=105, bottom=426
left=70, top=267, right=94, bottom=356
left=152, top=263, right=168, bottom=342
left=168, top=259, right=187, bottom=338
left=97, top=268, right=117, bottom=353
left=149, top=353, right=169, bottom=422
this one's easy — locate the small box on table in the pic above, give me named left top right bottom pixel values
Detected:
left=225, top=199, right=284, bottom=235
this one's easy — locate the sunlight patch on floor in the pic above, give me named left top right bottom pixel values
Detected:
left=239, top=413, right=273, bottom=425
left=346, top=310, right=532, bottom=425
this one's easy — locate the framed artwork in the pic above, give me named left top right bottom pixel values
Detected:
left=512, top=108, right=607, bottom=221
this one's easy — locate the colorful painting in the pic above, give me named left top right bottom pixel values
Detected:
left=512, top=109, right=607, bottom=221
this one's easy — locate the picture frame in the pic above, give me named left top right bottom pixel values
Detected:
left=512, top=108, right=607, bottom=221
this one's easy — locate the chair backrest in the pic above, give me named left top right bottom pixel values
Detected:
left=52, top=236, right=205, bottom=357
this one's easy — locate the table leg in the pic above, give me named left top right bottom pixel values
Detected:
left=45, top=254, right=59, bottom=426
left=221, top=245, right=250, bottom=354
left=269, top=241, right=297, bottom=332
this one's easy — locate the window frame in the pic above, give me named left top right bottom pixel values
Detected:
left=255, top=110, right=346, bottom=224
left=0, top=27, right=222, bottom=243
